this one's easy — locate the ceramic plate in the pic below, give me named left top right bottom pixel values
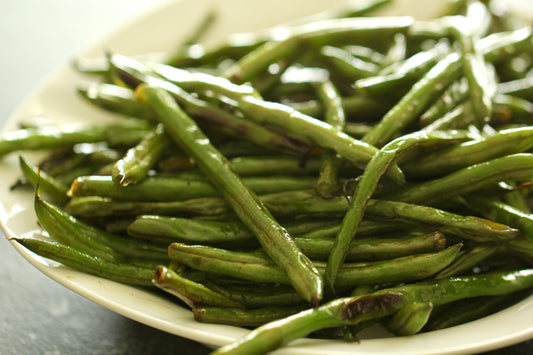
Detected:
left=2, top=0, right=533, bottom=353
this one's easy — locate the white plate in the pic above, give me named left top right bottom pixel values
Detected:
left=1, top=0, right=533, bottom=354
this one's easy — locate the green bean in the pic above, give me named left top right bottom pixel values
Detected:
left=357, top=26, right=531, bottom=101
left=167, top=0, right=393, bottom=69
left=153, top=266, right=242, bottom=309
left=407, top=16, right=454, bottom=39
left=222, top=156, right=323, bottom=177
left=66, top=189, right=520, bottom=243
left=34, top=188, right=125, bottom=262
left=112, top=54, right=259, bottom=101
left=194, top=305, right=306, bottom=327
left=233, top=95, right=405, bottom=184
left=66, top=188, right=519, bottom=242
left=494, top=94, right=533, bottom=122
left=326, top=130, right=469, bottom=289
left=11, top=237, right=154, bottom=286
left=466, top=194, right=533, bottom=240
left=112, top=123, right=170, bottom=186
left=342, top=45, right=386, bottom=65
left=343, top=122, right=373, bottom=138
left=419, top=78, right=469, bottom=127
left=131, top=213, right=402, bottom=244
left=0, top=121, right=151, bottom=158
left=36, top=189, right=168, bottom=262
left=287, top=94, right=388, bottom=121
left=168, top=242, right=462, bottom=289
left=498, top=75, right=533, bottom=101
left=18, top=156, right=69, bottom=205
left=127, top=215, right=335, bottom=246
left=502, top=184, right=532, bottom=214
left=131, top=225, right=445, bottom=261
left=313, top=80, right=345, bottom=198
left=154, top=64, right=262, bottom=101
left=41, top=148, right=121, bottom=187
left=211, top=293, right=406, bottom=355
left=332, top=0, right=392, bottom=18
left=361, top=52, right=462, bottom=147
left=204, top=281, right=308, bottom=309
left=421, top=102, right=476, bottom=132
left=386, top=301, right=433, bottom=336
left=9, top=6, right=533, bottom=352
left=274, top=188, right=513, bottom=238
left=402, top=127, right=533, bottom=178
left=159, top=141, right=288, bottom=171
left=298, top=220, right=409, bottom=239
left=506, top=236, right=533, bottom=263
left=381, top=33, right=407, bottom=69
left=12, top=150, right=85, bottom=189
left=295, top=232, right=446, bottom=261
left=465, top=1, right=492, bottom=37
left=65, top=195, right=231, bottom=218
left=71, top=57, right=109, bottom=77
left=374, top=268, right=533, bottom=306
left=252, top=58, right=296, bottom=96
left=435, top=245, right=502, bottom=279
left=389, top=153, right=533, bottom=205
left=225, top=37, right=304, bottom=85
left=354, top=40, right=451, bottom=97
left=110, top=55, right=311, bottom=155
left=365, top=199, right=519, bottom=242
left=424, top=94, right=532, bottom=132
left=77, top=82, right=157, bottom=120
left=424, top=293, right=526, bottom=331
left=163, top=155, right=326, bottom=177
left=213, top=268, right=533, bottom=354
left=449, top=11, right=496, bottom=126
left=481, top=27, right=533, bottom=64
left=136, top=85, right=323, bottom=305
left=319, top=46, right=380, bottom=81
left=224, top=16, right=414, bottom=84
left=69, top=175, right=318, bottom=201
left=164, top=9, right=217, bottom=66
left=166, top=36, right=262, bottom=68
left=452, top=12, right=509, bottom=124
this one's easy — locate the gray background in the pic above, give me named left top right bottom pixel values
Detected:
left=0, top=1, right=531, bottom=354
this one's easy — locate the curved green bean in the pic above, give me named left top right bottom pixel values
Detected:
left=361, top=52, right=462, bottom=147
left=18, top=156, right=69, bottom=205
left=69, top=175, right=318, bottom=201
left=326, top=130, right=470, bottom=289
left=0, top=121, right=151, bottom=158
left=390, top=153, right=533, bottom=205
left=386, top=301, right=433, bottom=336
left=168, top=242, right=462, bottom=289
left=112, top=123, right=170, bottom=186
left=153, top=266, right=242, bottom=308
left=12, top=237, right=154, bottom=286
left=137, top=85, right=323, bottom=305
left=402, top=127, right=533, bottom=178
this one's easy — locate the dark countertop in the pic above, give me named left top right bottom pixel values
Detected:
left=0, top=1, right=532, bottom=354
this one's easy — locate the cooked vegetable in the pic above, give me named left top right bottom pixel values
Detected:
left=4, top=1, right=533, bottom=354
left=136, top=84, right=323, bottom=305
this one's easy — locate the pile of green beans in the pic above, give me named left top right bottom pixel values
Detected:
left=5, top=0, right=533, bottom=354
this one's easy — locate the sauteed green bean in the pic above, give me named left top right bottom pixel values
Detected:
left=5, top=1, right=533, bottom=354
